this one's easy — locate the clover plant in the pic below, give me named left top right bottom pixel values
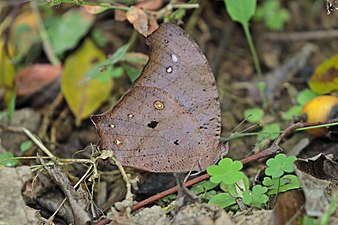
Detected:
left=207, top=154, right=301, bottom=209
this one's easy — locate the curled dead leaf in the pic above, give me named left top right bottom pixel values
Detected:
left=126, top=6, right=149, bottom=37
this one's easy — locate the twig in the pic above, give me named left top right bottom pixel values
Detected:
left=38, top=92, right=63, bottom=139
left=23, top=127, right=57, bottom=161
left=265, top=29, right=338, bottom=41
left=109, top=156, right=133, bottom=212
left=147, top=3, right=199, bottom=19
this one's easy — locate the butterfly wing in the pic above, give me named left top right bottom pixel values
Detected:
left=91, top=23, right=221, bottom=172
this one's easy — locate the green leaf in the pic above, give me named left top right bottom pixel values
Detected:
left=281, top=105, right=302, bottom=121
left=242, top=185, right=269, bottom=208
left=302, top=215, right=318, bottom=225
left=321, top=195, right=337, bottom=225
left=48, top=9, right=94, bottom=56
left=258, top=123, right=281, bottom=140
left=224, top=0, right=256, bottom=25
left=207, top=158, right=244, bottom=185
left=265, top=154, right=297, bottom=178
left=61, top=39, right=113, bottom=123
left=297, top=88, right=319, bottom=106
left=122, top=53, right=148, bottom=65
left=95, top=67, right=124, bottom=82
left=279, top=174, right=301, bottom=192
left=20, top=140, right=33, bottom=153
left=0, top=40, right=16, bottom=110
left=254, top=0, right=290, bottom=31
left=244, top=107, right=264, bottom=123
left=0, top=152, right=18, bottom=167
left=190, top=180, right=218, bottom=195
left=208, top=193, right=237, bottom=209
left=122, top=63, right=142, bottom=82
left=220, top=175, right=249, bottom=197
left=83, top=44, right=129, bottom=83
left=91, top=28, right=108, bottom=47
left=202, top=190, right=217, bottom=201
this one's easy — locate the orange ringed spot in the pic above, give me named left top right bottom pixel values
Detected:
left=153, top=100, right=165, bottom=110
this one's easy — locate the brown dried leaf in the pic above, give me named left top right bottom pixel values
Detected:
left=82, top=4, right=108, bottom=14
left=15, top=64, right=62, bottom=97
left=136, top=0, right=164, bottom=11
left=148, top=15, right=159, bottom=35
left=294, top=153, right=338, bottom=217
left=270, top=190, right=305, bottom=225
left=127, top=6, right=149, bottom=37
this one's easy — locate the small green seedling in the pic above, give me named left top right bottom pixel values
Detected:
left=224, top=0, right=266, bottom=106
left=206, top=154, right=301, bottom=209
left=263, top=154, right=301, bottom=195
left=242, top=185, right=269, bottom=208
left=0, top=152, right=18, bottom=167
left=20, top=140, right=34, bottom=153
left=254, top=0, right=290, bottom=31
left=244, top=107, right=264, bottom=123
left=207, top=158, right=249, bottom=208
left=190, top=180, right=218, bottom=201
left=257, top=123, right=281, bottom=141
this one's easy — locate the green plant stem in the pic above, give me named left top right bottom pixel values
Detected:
left=30, top=1, right=60, bottom=66
left=296, top=122, right=338, bottom=131
left=59, top=0, right=130, bottom=10
left=242, top=24, right=262, bottom=79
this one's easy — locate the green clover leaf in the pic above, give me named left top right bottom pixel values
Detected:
left=207, top=158, right=244, bottom=185
left=208, top=193, right=237, bottom=209
left=191, top=180, right=218, bottom=195
left=265, top=154, right=297, bottom=178
left=279, top=175, right=301, bottom=193
left=242, top=185, right=269, bottom=208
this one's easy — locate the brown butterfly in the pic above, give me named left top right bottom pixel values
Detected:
left=91, top=23, right=221, bottom=172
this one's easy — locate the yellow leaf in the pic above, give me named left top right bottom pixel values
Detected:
left=61, top=39, right=113, bottom=124
left=308, top=54, right=338, bottom=94
left=0, top=39, right=15, bottom=106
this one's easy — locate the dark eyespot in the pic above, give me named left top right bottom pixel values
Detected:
left=147, top=121, right=159, bottom=129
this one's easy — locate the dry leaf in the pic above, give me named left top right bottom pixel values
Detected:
left=308, top=54, right=338, bottom=94
left=148, top=15, right=159, bottom=35
left=82, top=4, right=108, bottom=14
left=15, top=64, right=62, bottom=97
left=136, top=0, right=164, bottom=11
left=127, top=6, right=149, bottom=37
